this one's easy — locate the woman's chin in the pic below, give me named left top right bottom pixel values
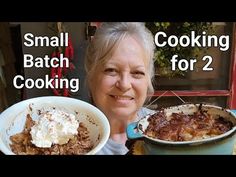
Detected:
left=109, top=107, right=137, bottom=120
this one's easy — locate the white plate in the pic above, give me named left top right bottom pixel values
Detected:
left=0, top=96, right=110, bottom=155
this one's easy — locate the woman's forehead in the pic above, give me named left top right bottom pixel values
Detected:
left=110, top=37, right=148, bottom=64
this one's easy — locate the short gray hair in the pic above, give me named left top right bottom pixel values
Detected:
left=85, top=22, right=155, bottom=94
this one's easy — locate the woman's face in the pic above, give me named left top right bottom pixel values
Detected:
left=90, top=36, right=149, bottom=121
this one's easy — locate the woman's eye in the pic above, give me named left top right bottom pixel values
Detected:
left=132, top=71, right=145, bottom=78
left=104, top=68, right=118, bottom=75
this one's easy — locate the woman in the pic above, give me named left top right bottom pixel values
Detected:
left=84, top=22, right=156, bottom=155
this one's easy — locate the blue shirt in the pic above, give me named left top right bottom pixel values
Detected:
left=96, top=107, right=156, bottom=155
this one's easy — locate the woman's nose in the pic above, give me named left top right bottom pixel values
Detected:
left=116, top=74, right=132, bottom=92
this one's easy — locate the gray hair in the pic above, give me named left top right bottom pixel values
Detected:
left=84, top=22, right=155, bottom=94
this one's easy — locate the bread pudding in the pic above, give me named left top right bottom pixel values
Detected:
left=144, top=109, right=233, bottom=141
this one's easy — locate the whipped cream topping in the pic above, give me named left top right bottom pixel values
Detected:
left=30, top=110, right=79, bottom=148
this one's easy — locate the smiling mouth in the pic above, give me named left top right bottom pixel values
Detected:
left=109, top=95, right=134, bottom=100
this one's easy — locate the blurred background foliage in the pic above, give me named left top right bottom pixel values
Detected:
left=145, top=22, right=214, bottom=77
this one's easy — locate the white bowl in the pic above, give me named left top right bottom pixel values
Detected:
left=0, top=96, right=110, bottom=155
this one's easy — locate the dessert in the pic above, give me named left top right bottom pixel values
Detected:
left=10, top=110, right=94, bottom=155
left=144, top=109, right=233, bottom=141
